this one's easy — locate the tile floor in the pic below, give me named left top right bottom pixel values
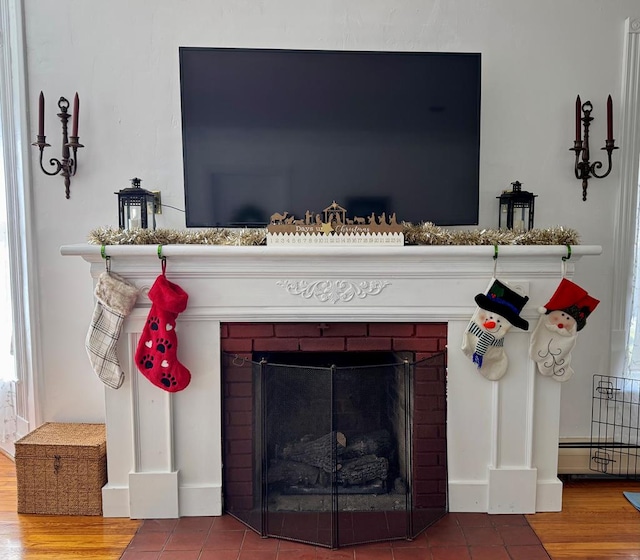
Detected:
left=119, top=512, right=551, bottom=560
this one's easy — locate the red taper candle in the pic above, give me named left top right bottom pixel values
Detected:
left=606, top=94, right=613, bottom=141
left=575, top=95, right=582, bottom=142
left=38, top=91, right=44, bottom=136
left=71, top=93, right=79, bottom=137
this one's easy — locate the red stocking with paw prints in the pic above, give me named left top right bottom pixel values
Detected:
left=135, top=272, right=191, bottom=392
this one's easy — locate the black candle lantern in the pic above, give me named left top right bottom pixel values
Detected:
left=116, top=177, right=157, bottom=231
left=497, top=181, right=537, bottom=231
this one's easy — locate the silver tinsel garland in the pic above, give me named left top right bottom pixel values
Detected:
left=88, top=224, right=580, bottom=247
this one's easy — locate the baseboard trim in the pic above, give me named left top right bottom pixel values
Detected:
left=558, top=438, right=592, bottom=475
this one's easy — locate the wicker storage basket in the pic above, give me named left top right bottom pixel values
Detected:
left=15, top=422, right=107, bottom=515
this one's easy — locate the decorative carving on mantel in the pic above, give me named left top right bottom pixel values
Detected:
left=630, top=17, right=640, bottom=33
left=276, top=280, right=391, bottom=304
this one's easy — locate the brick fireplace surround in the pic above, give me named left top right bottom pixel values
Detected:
left=62, top=243, right=601, bottom=519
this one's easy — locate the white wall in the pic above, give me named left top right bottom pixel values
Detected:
left=22, top=0, right=639, bottom=437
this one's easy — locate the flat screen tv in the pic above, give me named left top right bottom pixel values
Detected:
left=179, top=47, right=481, bottom=227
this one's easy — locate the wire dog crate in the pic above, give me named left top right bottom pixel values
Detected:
left=590, top=375, right=640, bottom=478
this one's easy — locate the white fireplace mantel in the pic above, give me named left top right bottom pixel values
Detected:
left=62, top=243, right=601, bottom=518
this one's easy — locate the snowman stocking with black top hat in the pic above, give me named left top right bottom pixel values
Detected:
left=529, top=278, right=599, bottom=382
left=461, top=278, right=530, bottom=381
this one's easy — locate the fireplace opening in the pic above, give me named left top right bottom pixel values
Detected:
left=222, top=348, right=447, bottom=548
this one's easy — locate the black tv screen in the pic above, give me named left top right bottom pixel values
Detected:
left=179, top=47, right=481, bottom=227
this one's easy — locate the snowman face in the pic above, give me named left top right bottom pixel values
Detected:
left=544, top=310, right=577, bottom=336
left=476, top=309, right=511, bottom=337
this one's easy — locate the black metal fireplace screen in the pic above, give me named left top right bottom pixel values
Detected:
left=222, top=351, right=447, bottom=549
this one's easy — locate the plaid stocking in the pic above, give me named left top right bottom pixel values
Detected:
left=86, top=272, right=139, bottom=389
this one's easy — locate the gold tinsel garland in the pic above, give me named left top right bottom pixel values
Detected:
left=88, top=224, right=580, bottom=246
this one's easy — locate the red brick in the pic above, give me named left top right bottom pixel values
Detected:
left=222, top=368, right=252, bottom=383
left=224, top=467, right=253, bottom=482
left=416, top=381, right=444, bottom=397
left=224, top=453, right=253, bottom=468
left=221, top=338, right=253, bottom=352
left=416, top=425, right=440, bottom=439
left=226, top=411, right=252, bottom=426
left=225, top=481, right=253, bottom=497
left=228, top=440, right=253, bottom=455
left=438, top=339, right=448, bottom=351
left=415, top=410, right=446, bottom=425
left=393, top=338, right=439, bottom=352
left=228, top=383, right=253, bottom=397
left=415, top=480, right=439, bottom=495
left=415, top=323, right=447, bottom=338
left=274, top=323, right=323, bottom=337
left=321, top=323, right=367, bottom=337
left=369, top=323, right=415, bottom=337
left=414, top=351, right=441, bottom=361
left=416, top=466, right=447, bottom=481
left=227, top=323, right=274, bottom=338
left=299, top=337, right=346, bottom=352
left=346, top=337, right=392, bottom=351
left=415, top=452, right=441, bottom=466
left=225, top=426, right=253, bottom=441
left=253, top=337, right=300, bottom=352
left=224, top=397, right=253, bottom=412
left=220, top=324, right=229, bottom=338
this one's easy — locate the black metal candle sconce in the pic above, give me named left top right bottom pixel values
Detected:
left=31, top=91, right=84, bottom=199
left=570, top=95, right=618, bottom=201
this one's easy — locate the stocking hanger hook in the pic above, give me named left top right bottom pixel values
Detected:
left=101, top=245, right=111, bottom=273
left=561, top=244, right=572, bottom=277
left=493, top=244, right=499, bottom=278
left=157, top=245, right=166, bottom=274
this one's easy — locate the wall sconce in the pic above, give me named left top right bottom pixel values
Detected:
left=497, top=180, right=537, bottom=231
left=570, top=95, right=618, bottom=201
left=116, top=177, right=157, bottom=231
left=31, top=91, right=84, bottom=199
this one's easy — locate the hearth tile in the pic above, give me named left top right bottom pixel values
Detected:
left=497, top=525, right=541, bottom=546
left=164, top=530, right=208, bottom=550
left=315, top=549, right=354, bottom=559
left=429, top=546, right=472, bottom=560
left=505, top=544, right=552, bottom=560
left=199, top=550, right=243, bottom=560
left=454, top=513, right=492, bottom=527
left=120, top=551, right=161, bottom=560
left=174, top=516, right=215, bottom=532
left=277, top=550, right=317, bottom=560
left=488, top=514, right=528, bottom=526
left=212, top=515, right=247, bottom=531
left=390, top=536, right=427, bottom=548
left=126, top=531, right=170, bottom=551
left=425, top=525, right=466, bottom=546
left=242, top=530, right=280, bottom=551
left=353, top=548, right=393, bottom=559
left=203, top=529, right=245, bottom=550
left=393, top=549, right=434, bottom=559
left=427, top=515, right=459, bottom=530
left=461, top=527, right=503, bottom=546
left=238, top=550, right=277, bottom=560
left=468, top=545, right=511, bottom=560
left=158, top=551, right=201, bottom=560
left=137, top=519, right=179, bottom=533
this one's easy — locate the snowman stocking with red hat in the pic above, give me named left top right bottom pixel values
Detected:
left=529, top=278, right=599, bottom=382
left=461, top=278, right=530, bottom=381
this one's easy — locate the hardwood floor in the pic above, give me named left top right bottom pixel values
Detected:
left=0, top=452, right=140, bottom=559
left=527, top=477, right=640, bottom=559
left=1, top=450, right=640, bottom=559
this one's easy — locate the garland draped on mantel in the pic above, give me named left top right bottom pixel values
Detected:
left=88, top=223, right=580, bottom=247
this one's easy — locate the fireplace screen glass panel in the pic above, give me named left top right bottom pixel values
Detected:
left=222, top=351, right=447, bottom=548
